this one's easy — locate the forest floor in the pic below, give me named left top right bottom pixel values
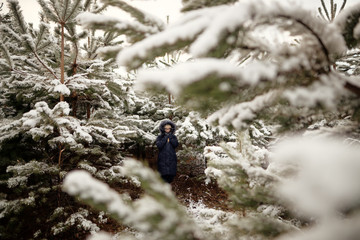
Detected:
left=102, top=164, right=232, bottom=236
left=171, top=173, right=230, bottom=211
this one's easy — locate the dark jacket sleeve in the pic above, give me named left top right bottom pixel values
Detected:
left=156, top=135, right=168, bottom=150
left=169, top=135, right=178, bottom=148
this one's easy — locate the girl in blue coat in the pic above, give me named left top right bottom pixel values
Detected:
left=156, top=120, right=178, bottom=183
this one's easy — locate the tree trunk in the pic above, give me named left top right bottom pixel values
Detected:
left=71, top=91, right=78, bottom=117
left=60, top=22, right=65, bottom=102
left=87, top=102, right=91, bottom=119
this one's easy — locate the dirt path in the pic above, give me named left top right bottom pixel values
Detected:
left=171, top=174, right=230, bottom=211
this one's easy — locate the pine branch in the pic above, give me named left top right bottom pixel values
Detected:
left=60, top=22, right=65, bottom=99
left=181, top=0, right=238, bottom=12
left=6, top=1, right=58, bottom=78
left=340, top=0, right=347, bottom=11
left=22, top=33, right=36, bottom=52
left=65, top=0, right=82, bottom=22
left=101, top=0, right=164, bottom=31
left=92, top=4, right=107, bottom=14
left=24, top=59, right=41, bottom=71
left=0, top=42, right=14, bottom=70
left=0, top=25, right=22, bottom=42
left=35, top=22, right=48, bottom=49
left=36, top=40, right=53, bottom=51
left=49, top=0, right=62, bottom=21
left=61, top=0, right=70, bottom=20
left=331, top=0, right=335, bottom=20
left=77, top=12, right=158, bottom=43
left=96, top=45, right=122, bottom=60
left=279, top=15, right=331, bottom=66
left=7, top=0, right=28, bottom=34
left=37, top=0, right=58, bottom=22
left=83, top=0, right=93, bottom=11
left=33, top=51, right=58, bottom=79
left=321, top=0, right=331, bottom=21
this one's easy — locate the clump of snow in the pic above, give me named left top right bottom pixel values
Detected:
left=53, top=83, right=71, bottom=96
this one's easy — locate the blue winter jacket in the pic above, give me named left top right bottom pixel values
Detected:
left=156, top=120, right=178, bottom=176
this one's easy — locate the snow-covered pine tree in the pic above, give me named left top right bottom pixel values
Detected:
left=64, top=0, right=360, bottom=239
left=0, top=0, right=169, bottom=238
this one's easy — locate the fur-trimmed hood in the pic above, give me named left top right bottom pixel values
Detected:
left=159, top=120, right=176, bottom=134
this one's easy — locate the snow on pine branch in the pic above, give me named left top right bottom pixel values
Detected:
left=17, top=101, right=94, bottom=146
left=51, top=208, right=100, bottom=236
left=6, top=161, right=58, bottom=188
left=206, top=91, right=278, bottom=129
left=188, top=0, right=345, bottom=58
left=63, top=170, right=132, bottom=216
left=101, top=0, right=165, bottom=31
left=137, top=57, right=355, bottom=129
left=116, top=6, right=224, bottom=69
left=77, top=12, right=160, bottom=38
left=115, top=0, right=346, bottom=70
left=0, top=42, right=14, bottom=70
left=284, top=72, right=349, bottom=109
left=136, top=59, right=277, bottom=96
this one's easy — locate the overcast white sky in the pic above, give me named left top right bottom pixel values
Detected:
left=2, top=0, right=360, bottom=27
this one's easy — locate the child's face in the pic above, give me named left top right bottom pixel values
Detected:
left=164, top=125, right=171, bottom=133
